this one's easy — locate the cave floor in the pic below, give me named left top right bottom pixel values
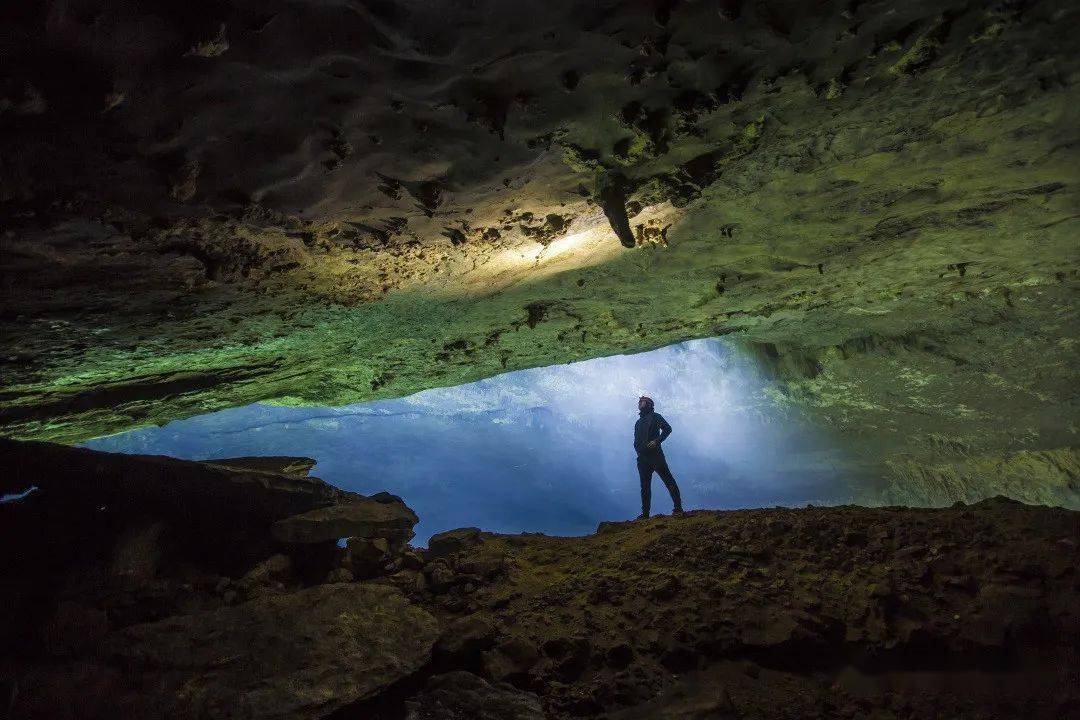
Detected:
left=408, top=500, right=1080, bottom=719
left=3, top=439, right=1077, bottom=720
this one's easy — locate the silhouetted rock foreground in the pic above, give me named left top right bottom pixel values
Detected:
left=2, top=440, right=1078, bottom=719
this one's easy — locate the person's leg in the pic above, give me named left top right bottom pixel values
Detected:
left=654, top=454, right=683, bottom=513
left=637, top=458, right=653, bottom=518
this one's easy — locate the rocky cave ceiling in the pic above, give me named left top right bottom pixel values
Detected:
left=1, top=0, right=1078, bottom=505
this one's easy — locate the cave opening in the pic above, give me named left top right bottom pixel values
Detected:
left=2, top=0, right=1077, bottom=713
left=83, top=337, right=855, bottom=544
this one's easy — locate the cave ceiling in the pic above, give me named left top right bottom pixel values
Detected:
left=1, top=0, right=1078, bottom=503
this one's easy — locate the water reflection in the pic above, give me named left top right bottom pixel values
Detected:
left=84, top=338, right=855, bottom=544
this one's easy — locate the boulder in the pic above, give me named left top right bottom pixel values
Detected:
left=483, top=636, right=540, bottom=686
left=453, top=554, right=507, bottom=581
left=404, top=671, right=546, bottom=720
left=0, top=439, right=355, bottom=526
left=107, top=583, right=438, bottom=719
left=596, top=520, right=635, bottom=535
left=108, top=520, right=166, bottom=584
left=0, top=439, right=371, bottom=581
left=541, top=636, right=592, bottom=681
left=428, top=527, right=483, bottom=558
left=435, top=615, right=497, bottom=669
left=427, top=561, right=458, bottom=593
left=41, top=601, right=109, bottom=657
left=342, top=536, right=394, bottom=579
left=369, top=491, right=408, bottom=504
left=325, top=567, right=355, bottom=583
left=271, top=499, right=418, bottom=544
left=237, top=554, right=292, bottom=593
left=738, top=610, right=800, bottom=649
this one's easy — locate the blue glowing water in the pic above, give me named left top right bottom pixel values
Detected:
left=84, top=338, right=855, bottom=544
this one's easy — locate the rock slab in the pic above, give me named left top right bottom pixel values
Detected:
left=405, top=671, right=547, bottom=720
left=272, top=498, right=419, bottom=543
left=108, top=583, right=439, bottom=719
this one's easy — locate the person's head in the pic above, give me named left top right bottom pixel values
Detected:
left=638, top=396, right=654, bottom=412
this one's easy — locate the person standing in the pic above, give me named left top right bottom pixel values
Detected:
left=633, top=396, right=684, bottom=519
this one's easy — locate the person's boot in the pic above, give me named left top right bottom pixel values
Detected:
left=673, top=506, right=685, bottom=516
left=636, top=511, right=649, bottom=520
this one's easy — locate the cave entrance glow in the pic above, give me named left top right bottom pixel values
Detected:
left=84, top=338, right=854, bottom=544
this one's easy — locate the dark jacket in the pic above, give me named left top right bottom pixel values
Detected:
left=634, top=410, right=672, bottom=456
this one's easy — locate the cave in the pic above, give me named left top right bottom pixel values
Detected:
left=82, top=338, right=865, bottom=544
left=1, top=1, right=1078, bottom=718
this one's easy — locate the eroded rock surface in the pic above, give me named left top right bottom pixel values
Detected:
left=0, top=0, right=1076, bottom=505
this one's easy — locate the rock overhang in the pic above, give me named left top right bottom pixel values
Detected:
left=0, top=0, right=1078, bottom=504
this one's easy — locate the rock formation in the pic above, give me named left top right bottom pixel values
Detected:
left=0, top=0, right=1076, bottom=505
left=1, top=1, right=1078, bottom=714
left=2, top=439, right=1078, bottom=719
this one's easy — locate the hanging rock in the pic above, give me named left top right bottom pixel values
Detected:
left=271, top=498, right=418, bottom=544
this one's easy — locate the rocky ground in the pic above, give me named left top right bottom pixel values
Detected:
left=2, top=439, right=1077, bottom=719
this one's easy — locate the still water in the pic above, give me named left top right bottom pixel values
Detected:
left=84, top=338, right=854, bottom=544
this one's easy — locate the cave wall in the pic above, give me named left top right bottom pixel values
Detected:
left=1, top=0, right=1077, bottom=504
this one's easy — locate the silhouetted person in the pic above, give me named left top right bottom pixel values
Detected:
left=634, top=396, right=683, bottom=519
